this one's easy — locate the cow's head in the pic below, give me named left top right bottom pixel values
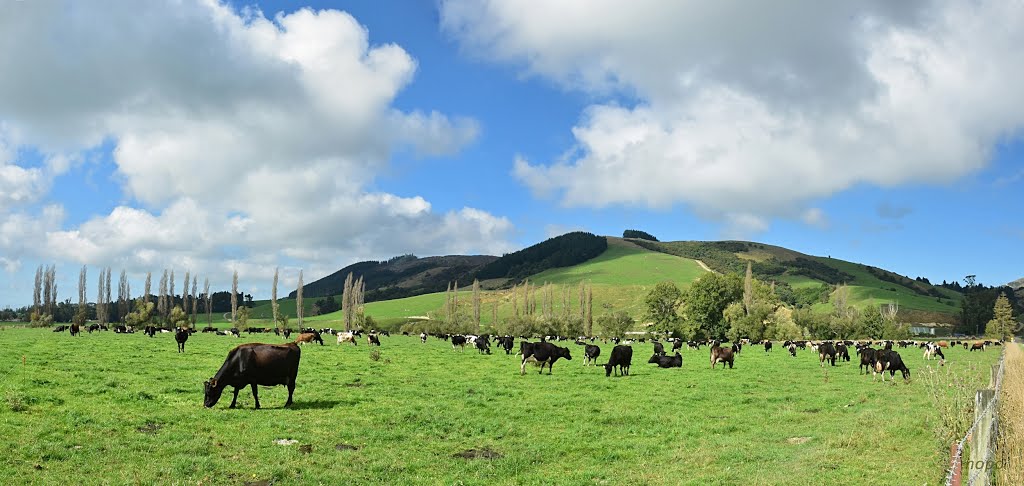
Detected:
left=203, top=378, right=223, bottom=408
left=648, top=354, right=661, bottom=364
left=604, top=363, right=614, bottom=377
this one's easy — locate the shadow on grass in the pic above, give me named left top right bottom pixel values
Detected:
left=289, top=400, right=342, bottom=410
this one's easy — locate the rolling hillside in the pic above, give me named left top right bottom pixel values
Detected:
left=632, top=239, right=962, bottom=318
left=239, top=235, right=963, bottom=330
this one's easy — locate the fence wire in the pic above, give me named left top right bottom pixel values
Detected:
left=943, top=348, right=1006, bottom=486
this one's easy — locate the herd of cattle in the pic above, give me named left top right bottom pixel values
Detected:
left=49, top=323, right=1002, bottom=409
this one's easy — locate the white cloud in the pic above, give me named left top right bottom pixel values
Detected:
left=443, top=0, right=1024, bottom=230
left=0, top=1, right=513, bottom=298
left=801, top=208, right=829, bottom=230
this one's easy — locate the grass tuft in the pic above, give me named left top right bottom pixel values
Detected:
left=998, top=342, right=1023, bottom=485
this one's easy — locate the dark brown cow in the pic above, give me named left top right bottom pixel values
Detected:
left=710, top=343, right=734, bottom=369
left=204, top=342, right=301, bottom=409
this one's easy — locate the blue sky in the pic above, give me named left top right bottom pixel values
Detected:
left=1, top=0, right=1022, bottom=308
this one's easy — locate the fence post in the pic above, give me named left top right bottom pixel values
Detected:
left=968, top=389, right=995, bottom=484
left=950, top=442, right=962, bottom=486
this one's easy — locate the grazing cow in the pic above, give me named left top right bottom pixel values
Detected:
left=710, top=343, right=735, bottom=369
left=88, top=324, right=99, bottom=333
left=175, top=328, right=189, bottom=353
left=204, top=342, right=301, bottom=409
left=583, top=344, right=601, bottom=366
left=836, top=343, right=850, bottom=362
left=53, top=325, right=68, bottom=332
left=295, top=331, right=324, bottom=346
left=201, top=326, right=217, bottom=333
left=764, top=341, right=773, bottom=353
left=731, top=342, right=742, bottom=354
left=787, top=342, right=797, bottom=357
left=451, top=335, right=468, bottom=351
left=69, top=323, right=81, bottom=337
left=420, top=332, right=428, bottom=344
left=336, top=332, right=358, bottom=346
left=283, top=328, right=292, bottom=340
left=653, top=341, right=666, bottom=357
left=649, top=352, right=682, bottom=368
left=818, top=342, right=837, bottom=367
left=923, top=343, right=946, bottom=361
left=367, top=334, right=381, bottom=346
left=858, top=347, right=876, bottom=374
left=144, top=325, right=157, bottom=337
left=873, top=350, right=911, bottom=381
left=496, top=336, right=514, bottom=355
left=521, top=342, right=572, bottom=375
left=671, top=339, right=683, bottom=353
left=476, top=337, right=491, bottom=354
left=604, top=345, right=633, bottom=377
left=970, top=342, right=986, bottom=352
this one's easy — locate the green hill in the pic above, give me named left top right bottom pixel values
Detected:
left=239, top=236, right=962, bottom=330
left=632, top=239, right=962, bottom=320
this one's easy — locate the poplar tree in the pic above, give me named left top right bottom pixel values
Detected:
left=158, top=269, right=168, bottom=322
left=182, top=270, right=190, bottom=322
left=231, top=270, right=238, bottom=326
left=118, top=270, right=129, bottom=323
left=144, top=272, right=151, bottom=304
left=190, top=276, right=198, bottom=325
left=169, top=269, right=175, bottom=311
left=585, top=283, right=593, bottom=336
left=104, top=267, right=111, bottom=325
left=472, top=279, right=481, bottom=331
left=342, top=272, right=354, bottom=331
left=296, top=270, right=304, bottom=328
left=33, top=265, right=43, bottom=316
left=271, top=267, right=279, bottom=330
left=512, top=284, right=519, bottom=317
left=203, top=278, right=211, bottom=326
left=42, top=265, right=53, bottom=317
left=77, top=266, right=87, bottom=325
left=95, top=268, right=104, bottom=325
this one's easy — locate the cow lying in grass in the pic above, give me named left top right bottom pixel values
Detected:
left=648, top=352, right=682, bottom=368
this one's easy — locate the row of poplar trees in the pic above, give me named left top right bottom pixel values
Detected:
left=437, top=278, right=594, bottom=336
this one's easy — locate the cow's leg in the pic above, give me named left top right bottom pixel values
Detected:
left=285, top=380, right=295, bottom=407
left=229, top=387, right=241, bottom=408
left=520, top=359, right=526, bottom=376
left=251, top=384, right=260, bottom=409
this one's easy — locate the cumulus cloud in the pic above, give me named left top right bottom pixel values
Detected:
left=0, top=1, right=512, bottom=294
left=443, top=0, right=1024, bottom=232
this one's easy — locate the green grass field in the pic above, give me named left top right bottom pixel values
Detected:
left=0, top=327, right=1000, bottom=484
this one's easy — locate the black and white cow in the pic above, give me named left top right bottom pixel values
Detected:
left=583, top=344, right=601, bottom=366
left=520, top=342, right=572, bottom=375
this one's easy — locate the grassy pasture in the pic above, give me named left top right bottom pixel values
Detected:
left=0, top=327, right=1000, bottom=485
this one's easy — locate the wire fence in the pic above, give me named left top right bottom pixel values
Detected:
left=944, top=347, right=1006, bottom=486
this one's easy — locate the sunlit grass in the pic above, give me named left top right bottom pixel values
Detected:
left=0, top=328, right=1001, bottom=484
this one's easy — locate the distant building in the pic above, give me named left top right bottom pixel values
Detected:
left=909, top=322, right=951, bottom=336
